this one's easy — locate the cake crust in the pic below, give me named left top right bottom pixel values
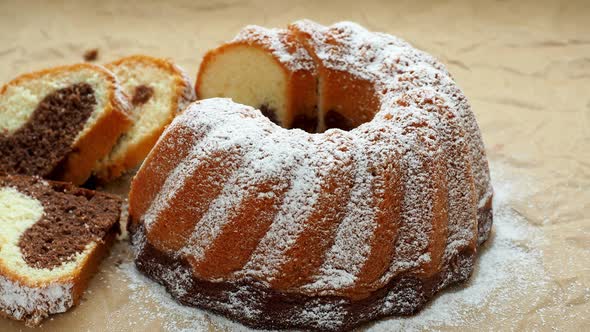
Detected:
left=131, top=224, right=475, bottom=331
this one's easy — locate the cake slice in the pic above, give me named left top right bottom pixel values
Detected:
left=0, top=174, right=122, bottom=326
left=93, top=55, right=195, bottom=182
left=0, top=64, right=131, bottom=185
left=196, top=26, right=317, bottom=131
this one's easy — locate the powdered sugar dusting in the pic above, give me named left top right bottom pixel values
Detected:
left=303, top=137, right=376, bottom=291
left=142, top=99, right=274, bottom=233
left=291, top=19, right=492, bottom=218
left=241, top=134, right=320, bottom=280
left=118, top=262, right=216, bottom=332
left=182, top=128, right=308, bottom=265
left=241, top=130, right=357, bottom=283
left=377, top=106, right=443, bottom=280
left=0, top=275, right=73, bottom=326
left=304, top=104, right=448, bottom=292
left=399, top=88, right=478, bottom=273
left=297, top=299, right=347, bottom=330
left=233, top=25, right=315, bottom=71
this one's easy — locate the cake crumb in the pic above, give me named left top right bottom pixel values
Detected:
left=83, top=49, right=99, bottom=62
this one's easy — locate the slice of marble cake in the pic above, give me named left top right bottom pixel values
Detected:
left=0, top=174, right=122, bottom=326
left=0, top=64, right=131, bottom=185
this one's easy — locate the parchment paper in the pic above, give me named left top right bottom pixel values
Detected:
left=1, top=0, right=588, bottom=330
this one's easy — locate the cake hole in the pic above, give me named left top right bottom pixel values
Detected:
left=325, top=110, right=355, bottom=131
left=258, top=104, right=280, bottom=125
left=291, top=114, right=317, bottom=133
left=255, top=105, right=366, bottom=134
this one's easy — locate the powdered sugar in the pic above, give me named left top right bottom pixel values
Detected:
left=242, top=131, right=355, bottom=282
left=303, top=137, right=376, bottom=291
left=297, top=300, right=347, bottom=330
left=378, top=106, right=444, bottom=279
left=118, top=262, right=214, bottom=332
left=291, top=19, right=492, bottom=215
left=181, top=132, right=305, bottom=264
left=233, top=25, right=315, bottom=71
left=0, top=275, right=73, bottom=326
left=142, top=99, right=273, bottom=233
left=240, top=136, right=321, bottom=280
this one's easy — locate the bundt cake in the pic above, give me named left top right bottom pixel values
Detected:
left=129, top=20, right=493, bottom=331
left=94, top=55, right=195, bottom=182
left=0, top=174, right=122, bottom=326
left=0, top=64, right=131, bottom=185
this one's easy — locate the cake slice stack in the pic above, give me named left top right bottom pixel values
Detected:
left=0, top=57, right=195, bottom=185
left=0, top=57, right=193, bottom=326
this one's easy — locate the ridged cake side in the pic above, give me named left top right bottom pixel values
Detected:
left=129, top=97, right=483, bottom=330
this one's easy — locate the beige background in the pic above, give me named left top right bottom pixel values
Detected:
left=1, top=0, right=589, bottom=330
